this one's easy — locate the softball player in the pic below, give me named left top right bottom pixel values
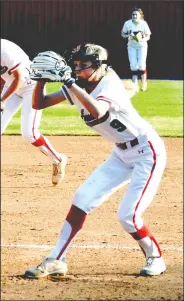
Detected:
left=0, top=39, right=67, bottom=185
left=121, top=8, right=151, bottom=92
left=24, top=43, right=166, bottom=279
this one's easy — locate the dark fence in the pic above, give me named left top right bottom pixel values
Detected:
left=1, top=0, right=184, bottom=79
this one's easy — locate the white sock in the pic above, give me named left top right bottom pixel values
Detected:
left=138, top=236, right=161, bottom=258
left=48, top=221, right=75, bottom=262
left=32, top=135, right=62, bottom=164
left=141, top=73, right=147, bottom=85
left=39, top=145, right=61, bottom=164
left=132, top=75, right=138, bottom=85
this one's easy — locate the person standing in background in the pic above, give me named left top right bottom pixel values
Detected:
left=121, top=8, right=151, bottom=92
left=0, top=39, right=67, bottom=185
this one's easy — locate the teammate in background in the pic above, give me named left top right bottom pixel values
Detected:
left=0, top=39, right=67, bottom=185
left=24, top=43, right=166, bottom=279
left=121, top=8, right=151, bottom=92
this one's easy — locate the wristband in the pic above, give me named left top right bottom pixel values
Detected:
left=65, top=78, right=75, bottom=88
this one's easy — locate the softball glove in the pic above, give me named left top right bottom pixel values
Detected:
left=30, top=51, right=75, bottom=87
left=130, top=32, right=143, bottom=42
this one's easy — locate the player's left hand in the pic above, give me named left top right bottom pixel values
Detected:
left=29, top=67, right=73, bottom=83
left=30, top=51, right=75, bottom=87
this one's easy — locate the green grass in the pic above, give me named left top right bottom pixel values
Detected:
left=3, top=80, right=183, bottom=137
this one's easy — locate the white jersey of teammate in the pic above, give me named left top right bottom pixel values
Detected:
left=1, top=39, right=64, bottom=184
left=121, top=19, right=151, bottom=47
left=62, top=69, right=153, bottom=143
left=1, top=39, right=34, bottom=93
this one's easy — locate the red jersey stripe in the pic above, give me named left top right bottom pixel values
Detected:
left=96, top=95, right=112, bottom=102
left=9, top=63, right=21, bottom=71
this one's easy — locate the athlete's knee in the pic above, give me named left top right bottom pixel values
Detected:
left=21, top=128, right=35, bottom=143
left=138, top=64, right=146, bottom=71
left=118, top=207, right=134, bottom=232
left=130, top=65, right=138, bottom=71
left=72, top=189, right=91, bottom=214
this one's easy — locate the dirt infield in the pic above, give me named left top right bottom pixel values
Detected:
left=1, top=136, right=183, bottom=301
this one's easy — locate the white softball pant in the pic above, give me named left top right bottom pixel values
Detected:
left=1, top=84, right=42, bottom=142
left=72, top=131, right=166, bottom=234
left=1, top=84, right=62, bottom=164
left=128, top=45, right=148, bottom=71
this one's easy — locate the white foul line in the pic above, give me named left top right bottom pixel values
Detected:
left=1, top=243, right=183, bottom=252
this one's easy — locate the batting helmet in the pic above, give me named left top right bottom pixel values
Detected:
left=64, top=43, right=108, bottom=70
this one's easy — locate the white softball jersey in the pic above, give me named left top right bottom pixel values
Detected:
left=62, top=69, right=153, bottom=143
left=121, top=19, right=151, bottom=47
left=1, top=39, right=62, bottom=163
left=1, top=39, right=35, bottom=95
